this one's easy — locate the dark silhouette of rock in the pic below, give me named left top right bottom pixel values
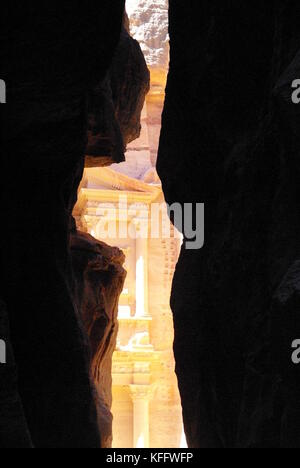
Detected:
left=0, top=2, right=125, bottom=447
left=110, top=24, right=151, bottom=147
left=158, top=1, right=300, bottom=448
left=71, top=231, right=126, bottom=448
left=0, top=301, right=33, bottom=448
left=86, top=17, right=150, bottom=167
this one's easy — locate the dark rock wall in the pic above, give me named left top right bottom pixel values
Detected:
left=158, top=1, right=300, bottom=448
left=0, top=301, right=32, bottom=448
left=110, top=23, right=150, bottom=147
left=86, top=18, right=150, bottom=167
left=0, top=2, right=125, bottom=448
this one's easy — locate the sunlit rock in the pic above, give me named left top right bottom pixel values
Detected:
left=126, top=0, right=169, bottom=94
left=71, top=231, right=126, bottom=448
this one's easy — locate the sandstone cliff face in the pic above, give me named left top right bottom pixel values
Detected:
left=71, top=232, right=126, bottom=448
left=158, top=1, right=300, bottom=448
left=125, top=0, right=168, bottom=170
left=126, top=0, right=169, bottom=93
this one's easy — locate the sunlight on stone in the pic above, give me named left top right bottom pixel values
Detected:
left=180, top=427, right=188, bottom=449
left=136, top=434, right=145, bottom=448
left=74, top=0, right=185, bottom=449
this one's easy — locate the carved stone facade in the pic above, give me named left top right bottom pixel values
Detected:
left=74, top=164, right=185, bottom=448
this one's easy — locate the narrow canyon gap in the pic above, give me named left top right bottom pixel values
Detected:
left=1, top=0, right=300, bottom=450
left=73, top=1, right=186, bottom=448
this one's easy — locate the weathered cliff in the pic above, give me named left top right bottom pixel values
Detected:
left=125, top=0, right=168, bottom=169
left=86, top=17, right=150, bottom=167
left=158, top=1, right=300, bottom=448
left=126, top=0, right=169, bottom=92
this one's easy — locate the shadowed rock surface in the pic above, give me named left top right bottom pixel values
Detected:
left=0, top=2, right=125, bottom=447
left=158, top=1, right=300, bottom=448
left=110, top=24, right=150, bottom=147
left=86, top=15, right=150, bottom=167
left=71, top=231, right=126, bottom=448
left=0, top=301, right=32, bottom=448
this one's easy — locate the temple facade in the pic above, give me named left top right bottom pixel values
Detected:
left=74, top=94, right=185, bottom=447
left=74, top=162, right=184, bottom=448
left=74, top=1, right=185, bottom=448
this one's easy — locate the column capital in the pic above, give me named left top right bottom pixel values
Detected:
left=129, top=384, right=154, bottom=401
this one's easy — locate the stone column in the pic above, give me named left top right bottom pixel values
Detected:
left=134, top=219, right=149, bottom=317
left=129, top=385, right=152, bottom=448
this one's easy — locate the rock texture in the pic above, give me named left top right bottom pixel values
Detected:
left=71, top=231, right=126, bottom=448
left=158, top=1, right=300, bottom=448
left=0, top=2, right=125, bottom=447
left=126, top=0, right=169, bottom=93
left=110, top=23, right=150, bottom=148
left=115, top=0, right=169, bottom=175
left=86, top=17, right=150, bottom=167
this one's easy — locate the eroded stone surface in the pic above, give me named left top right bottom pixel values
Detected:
left=127, top=0, right=169, bottom=70
left=86, top=19, right=150, bottom=166
left=126, top=0, right=169, bottom=92
left=71, top=231, right=126, bottom=447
